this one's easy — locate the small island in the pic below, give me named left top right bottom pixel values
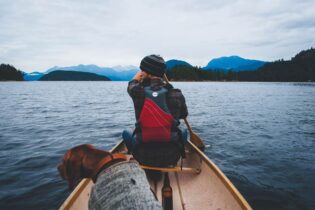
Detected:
left=39, top=70, right=111, bottom=81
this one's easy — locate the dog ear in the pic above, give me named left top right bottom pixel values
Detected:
left=57, top=163, right=66, bottom=180
left=57, top=150, right=72, bottom=181
left=65, top=150, right=83, bottom=189
left=57, top=149, right=81, bottom=189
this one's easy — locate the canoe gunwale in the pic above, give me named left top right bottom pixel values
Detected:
left=59, top=179, right=91, bottom=210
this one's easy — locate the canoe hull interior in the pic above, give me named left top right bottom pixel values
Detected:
left=59, top=141, right=252, bottom=210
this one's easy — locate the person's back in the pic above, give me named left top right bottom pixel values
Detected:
left=123, top=55, right=188, bottom=167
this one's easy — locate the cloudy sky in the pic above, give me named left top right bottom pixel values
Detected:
left=0, top=0, right=314, bottom=72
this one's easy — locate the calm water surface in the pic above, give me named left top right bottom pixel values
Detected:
left=0, top=82, right=314, bottom=210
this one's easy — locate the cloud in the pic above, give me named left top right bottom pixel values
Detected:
left=0, top=0, right=314, bottom=72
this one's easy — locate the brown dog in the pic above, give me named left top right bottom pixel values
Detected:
left=58, top=144, right=127, bottom=189
left=58, top=144, right=163, bottom=210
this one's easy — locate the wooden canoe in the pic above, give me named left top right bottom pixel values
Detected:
left=59, top=141, right=252, bottom=210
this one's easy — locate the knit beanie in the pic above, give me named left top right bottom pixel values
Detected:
left=140, top=55, right=166, bottom=77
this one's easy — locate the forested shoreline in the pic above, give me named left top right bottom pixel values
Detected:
left=166, top=48, right=315, bottom=82
left=0, top=64, right=24, bottom=81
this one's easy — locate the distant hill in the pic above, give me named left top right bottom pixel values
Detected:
left=166, top=59, right=192, bottom=71
left=23, top=72, right=45, bottom=81
left=0, top=64, right=24, bottom=81
left=203, top=56, right=266, bottom=71
left=45, top=64, right=137, bottom=81
left=39, top=70, right=111, bottom=81
left=110, top=65, right=139, bottom=72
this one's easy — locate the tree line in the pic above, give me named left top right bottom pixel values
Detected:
left=166, top=48, right=315, bottom=82
left=0, top=64, right=24, bottom=81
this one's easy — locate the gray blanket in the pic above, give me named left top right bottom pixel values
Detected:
left=89, top=161, right=162, bottom=210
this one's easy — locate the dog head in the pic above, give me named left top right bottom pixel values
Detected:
left=58, top=144, right=96, bottom=189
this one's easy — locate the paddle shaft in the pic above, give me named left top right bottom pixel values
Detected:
left=163, top=75, right=205, bottom=150
left=163, top=75, right=192, bottom=132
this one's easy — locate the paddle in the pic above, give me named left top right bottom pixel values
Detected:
left=163, top=74, right=206, bottom=151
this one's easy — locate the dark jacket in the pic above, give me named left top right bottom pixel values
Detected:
left=127, top=78, right=188, bottom=120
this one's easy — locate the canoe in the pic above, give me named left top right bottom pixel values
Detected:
left=59, top=141, right=252, bottom=210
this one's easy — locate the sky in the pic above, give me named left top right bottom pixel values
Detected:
left=0, top=0, right=314, bottom=73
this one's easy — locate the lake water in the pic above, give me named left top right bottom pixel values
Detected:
left=0, top=82, right=314, bottom=210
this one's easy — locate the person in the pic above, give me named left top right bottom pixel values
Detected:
left=123, top=54, right=188, bottom=167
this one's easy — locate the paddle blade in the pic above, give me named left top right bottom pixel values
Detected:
left=190, top=131, right=206, bottom=151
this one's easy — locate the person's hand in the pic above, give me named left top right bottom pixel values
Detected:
left=133, top=71, right=142, bottom=81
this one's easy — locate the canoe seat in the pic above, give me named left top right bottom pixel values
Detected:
left=140, top=165, right=201, bottom=174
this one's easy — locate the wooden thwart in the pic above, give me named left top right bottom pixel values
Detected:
left=140, top=165, right=201, bottom=174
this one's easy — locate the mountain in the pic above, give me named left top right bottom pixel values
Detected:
left=23, top=72, right=45, bottom=81
left=45, top=64, right=137, bottom=81
left=203, top=56, right=266, bottom=71
left=166, top=59, right=192, bottom=71
left=39, top=70, right=111, bottom=81
left=111, top=65, right=138, bottom=72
